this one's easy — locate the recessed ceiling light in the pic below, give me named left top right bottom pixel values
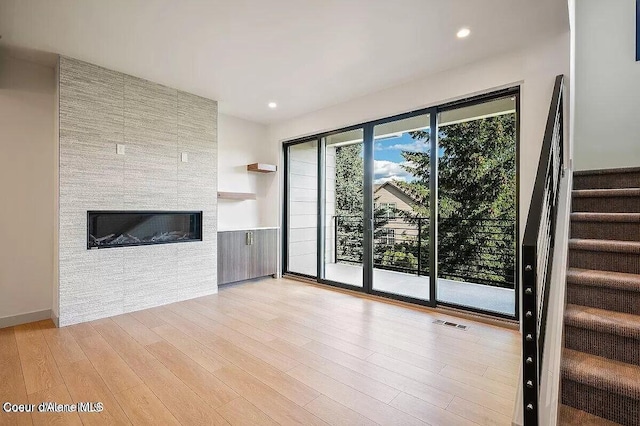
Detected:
left=457, top=28, right=471, bottom=39
left=268, top=102, right=277, bottom=109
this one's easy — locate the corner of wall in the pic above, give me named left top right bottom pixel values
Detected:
left=52, top=55, right=60, bottom=322
left=0, top=52, right=57, bottom=326
left=217, top=113, right=277, bottom=230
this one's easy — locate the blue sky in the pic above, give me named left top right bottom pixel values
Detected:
left=373, top=130, right=429, bottom=184
left=375, top=132, right=429, bottom=161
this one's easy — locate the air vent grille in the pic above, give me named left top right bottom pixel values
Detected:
left=433, top=319, right=468, bottom=330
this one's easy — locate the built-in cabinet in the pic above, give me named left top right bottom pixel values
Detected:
left=218, top=228, right=277, bottom=285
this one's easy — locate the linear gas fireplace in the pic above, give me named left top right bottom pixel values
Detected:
left=87, top=211, right=202, bottom=249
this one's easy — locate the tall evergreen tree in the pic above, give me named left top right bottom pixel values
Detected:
left=334, top=144, right=364, bottom=262
left=399, top=114, right=517, bottom=286
left=332, top=114, right=516, bottom=287
left=333, top=143, right=391, bottom=264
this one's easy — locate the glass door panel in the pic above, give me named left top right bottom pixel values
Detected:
left=283, top=89, right=518, bottom=319
left=286, top=140, right=319, bottom=277
left=436, top=96, right=517, bottom=315
left=322, top=129, right=365, bottom=287
left=371, top=113, right=431, bottom=301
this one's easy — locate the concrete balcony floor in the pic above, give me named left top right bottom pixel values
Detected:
left=324, top=262, right=515, bottom=316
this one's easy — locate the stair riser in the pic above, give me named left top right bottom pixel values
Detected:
left=571, top=221, right=640, bottom=241
left=565, top=326, right=640, bottom=366
left=567, top=283, right=640, bottom=315
left=570, top=250, right=640, bottom=274
left=574, top=172, right=640, bottom=190
left=572, top=196, right=640, bottom=213
left=562, top=379, right=640, bottom=426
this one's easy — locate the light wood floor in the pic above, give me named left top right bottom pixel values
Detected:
left=0, top=278, right=521, bottom=426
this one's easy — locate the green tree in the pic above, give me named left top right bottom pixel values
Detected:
left=334, top=144, right=364, bottom=262
left=333, top=114, right=516, bottom=288
left=334, top=144, right=390, bottom=264
left=399, top=114, right=517, bottom=287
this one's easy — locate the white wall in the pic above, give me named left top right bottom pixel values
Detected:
left=269, top=32, right=571, bottom=256
left=217, top=113, right=277, bottom=230
left=574, top=0, right=640, bottom=171
left=0, top=54, right=55, bottom=325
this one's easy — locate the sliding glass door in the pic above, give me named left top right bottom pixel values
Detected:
left=371, top=113, right=433, bottom=302
left=322, top=129, right=364, bottom=288
left=283, top=89, right=519, bottom=318
left=436, top=95, right=518, bottom=316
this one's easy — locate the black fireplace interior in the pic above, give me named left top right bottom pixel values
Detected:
left=87, top=211, right=202, bottom=249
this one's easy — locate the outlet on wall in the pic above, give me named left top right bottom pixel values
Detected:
left=181, top=152, right=188, bottom=162
left=116, top=144, right=125, bottom=155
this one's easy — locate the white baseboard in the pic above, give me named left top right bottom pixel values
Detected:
left=0, top=309, right=52, bottom=329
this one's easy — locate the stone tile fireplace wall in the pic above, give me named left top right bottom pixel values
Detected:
left=57, top=57, right=217, bottom=326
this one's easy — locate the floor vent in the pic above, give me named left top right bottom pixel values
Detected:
left=433, top=319, right=468, bottom=330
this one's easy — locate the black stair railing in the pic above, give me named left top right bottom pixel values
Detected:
left=521, top=74, right=565, bottom=425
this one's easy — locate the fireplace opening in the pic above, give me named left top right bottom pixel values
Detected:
left=87, top=211, right=202, bottom=249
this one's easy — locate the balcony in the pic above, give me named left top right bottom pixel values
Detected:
left=328, top=215, right=516, bottom=316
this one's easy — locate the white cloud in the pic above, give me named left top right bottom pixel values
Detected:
left=374, top=160, right=413, bottom=184
left=375, top=140, right=429, bottom=152
left=374, top=176, right=401, bottom=184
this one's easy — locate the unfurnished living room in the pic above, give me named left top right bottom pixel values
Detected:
left=1, top=1, right=639, bottom=425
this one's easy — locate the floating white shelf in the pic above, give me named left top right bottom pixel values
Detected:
left=247, top=163, right=277, bottom=173
left=217, top=191, right=257, bottom=200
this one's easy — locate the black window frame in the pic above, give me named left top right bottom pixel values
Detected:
left=281, top=86, right=521, bottom=320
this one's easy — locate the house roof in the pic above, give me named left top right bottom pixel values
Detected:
left=374, top=181, right=419, bottom=204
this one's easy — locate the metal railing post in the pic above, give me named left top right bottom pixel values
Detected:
left=334, top=216, right=338, bottom=263
left=417, top=218, right=422, bottom=277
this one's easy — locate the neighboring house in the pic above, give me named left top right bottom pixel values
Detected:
left=373, top=181, right=420, bottom=245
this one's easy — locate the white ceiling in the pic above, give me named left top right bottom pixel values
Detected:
left=0, top=0, right=568, bottom=124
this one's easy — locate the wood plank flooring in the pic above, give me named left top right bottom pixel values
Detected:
left=0, top=277, right=520, bottom=425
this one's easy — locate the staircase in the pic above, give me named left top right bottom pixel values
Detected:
left=560, top=167, right=640, bottom=425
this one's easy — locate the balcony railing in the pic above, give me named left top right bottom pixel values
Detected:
left=333, top=214, right=516, bottom=288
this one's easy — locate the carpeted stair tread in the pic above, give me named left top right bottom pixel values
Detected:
left=572, top=188, right=640, bottom=213
left=572, top=188, right=640, bottom=198
left=565, top=304, right=640, bottom=340
left=571, top=212, right=640, bottom=222
left=574, top=167, right=640, bottom=176
left=570, top=215, right=640, bottom=241
left=558, top=404, right=622, bottom=425
left=562, top=349, right=640, bottom=400
left=567, top=268, right=640, bottom=292
left=573, top=167, right=640, bottom=190
left=569, top=238, right=640, bottom=254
